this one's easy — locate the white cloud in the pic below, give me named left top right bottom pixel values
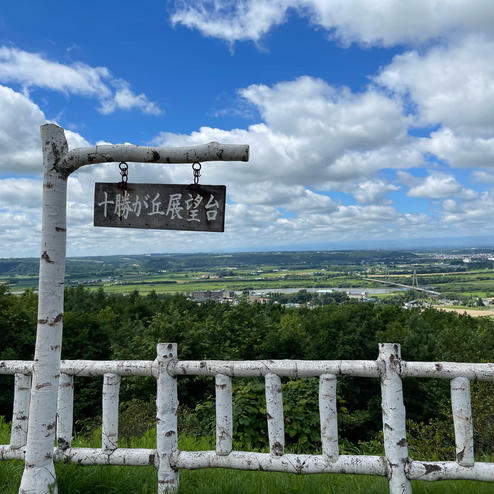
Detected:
left=375, top=36, right=493, bottom=136
left=441, top=191, right=493, bottom=231
left=98, top=82, right=162, bottom=116
left=351, top=180, right=399, bottom=204
left=0, top=178, right=42, bottom=209
left=397, top=172, right=478, bottom=200
left=470, top=170, right=493, bottom=184
left=156, top=76, right=414, bottom=190
left=421, top=128, right=493, bottom=169
left=171, top=0, right=493, bottom=46
left=0, top=85, right=45, bottom=173
left=0, top=46, right=162, bottom=115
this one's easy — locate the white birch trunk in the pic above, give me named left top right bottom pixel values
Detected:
left=265, top=373, right=284, bottom=456
left=156, top=343, right=179, bottom=493
left=10, top=374, right=32, bottom=449
left=19, top=124, right=68, bottom=494
left=215, top=374, right=232, bottom=455
left=56, top=373, right=73, bottom=450
left=102, top=373, right=121, bottom=451
left=378, top=343, right=411, bottom=494
left=450, top=377, right=474, bottom=466
left=319, top=374, right=338, bottom=461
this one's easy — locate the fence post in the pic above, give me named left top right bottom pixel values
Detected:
left=56, top=373, right=74, bottom=450
left=215, top=374, right=233, bottom=455
left=319, top=373, right=338, bottom=461
left=156, top=343, right=179, bottom=493
left=102, top=373, right=121, bottom=451
left=378, top=343, right=412, bottom=494
left=10, top=374, right=31, bottom=449
left=450, top=377, right=474, bottom=466
left=265, top=373, right=284, bottom=456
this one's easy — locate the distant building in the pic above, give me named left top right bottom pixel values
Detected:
left=189, top=290, right=235, bottom=303
left=248, top=295, right=270, bottom=304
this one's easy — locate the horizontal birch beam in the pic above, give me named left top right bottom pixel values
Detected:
left=2, top=359, right=492, bottom=380
left=402, top=362, right=494, bottom=381
left=1, top=445, right=157, bottom=466
left=63, top=142, right=249, bottom=176
left=407, top=460, right=494, bottom=482
left=172, top=360, right=379, bottom=378
left=61, top=360, right=156, bottom=377
left=0, top=445, right=26, bottom=460
left=54, top=447, right=157, bottom=466
left=171, top=451, right=388, bottom=476
left=0, top=361, right=34, bottom=374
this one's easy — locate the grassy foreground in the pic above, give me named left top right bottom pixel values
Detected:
left=2, top=459, right=493, bottom=494
left=0, top=426, right=492, bottom=494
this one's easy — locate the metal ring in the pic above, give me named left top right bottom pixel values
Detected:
left=119, top=162, right=129, bottom=171
left=192, top=162, right=202, bottom=171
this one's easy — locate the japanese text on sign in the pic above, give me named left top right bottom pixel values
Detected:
left=94, top=183, right=225, bottom=232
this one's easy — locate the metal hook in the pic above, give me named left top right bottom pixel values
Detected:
left=192, top=162, right=201, bottom=185
left=119, top=162, right=128, bottom=189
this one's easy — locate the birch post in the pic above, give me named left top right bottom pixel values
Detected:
left=378, top=343, right=411, bottom=494
left=19, top=124, right=68, bottom=494
left=19, top=123, right=249, bottom=494
left=215, top=374, right=233, bottom=455
left=56, top=373, right=74, bottom=450
left=102, top=373, right=121, bottom=451
left=10, top=374, right=32, bottom=449
left=319, top=374, right=338, bottom=460
left=265, top=373, right=284, bottom=456
left=156, top=343, right=179, bottom=493
left=450, top=377, right=474, bottom=466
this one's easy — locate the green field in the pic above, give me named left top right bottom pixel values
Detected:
left=2, top=249, right=493, bottom=300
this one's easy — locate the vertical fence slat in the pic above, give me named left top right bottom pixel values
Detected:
left=451, top=377, right=474, bottom=466
left=265, top=373, right=284, bottom=456
left=10, top=373, right=31, bottom=449
left=379, top=343, right=412, bottom=494
left=216, top=374, right=233, bottom=455
left=102, top=373, right=121, bottom=451
left=319, top=373, right=338, bottom=461
left=57, top=373, right=74, bottom=450
left=157, top=343, right=179, bottom=493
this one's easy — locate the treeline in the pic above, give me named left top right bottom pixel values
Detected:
left=0, top=285, right=492, bottom=454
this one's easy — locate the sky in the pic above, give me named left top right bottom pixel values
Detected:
left=0, top=0, right=492, bottom=257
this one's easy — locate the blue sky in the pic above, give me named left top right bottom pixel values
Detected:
left=0, top=0, right=492, bottom=257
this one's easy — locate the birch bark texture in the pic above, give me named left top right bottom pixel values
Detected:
left=19, top=123, right=249, bottom=494
left=378, top=343, right=412, bottom=494
left=19, top=124, right=68, bottom=494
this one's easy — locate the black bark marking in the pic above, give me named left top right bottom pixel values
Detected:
left=41, top=251, right=54, bottom=263
left=271, top=441, right=283, bottom=456
left=457, top=447, right=465, bottom=462
left=55, top=226, right=66, bottom=232
left=151, top=150, right=160, bottom=161
left=423, top=463, right=441, bottom=474
left=35, top=382, right=51, bottom=390
left=396, top=438, right=407, bottom=447
left=57, top=438, right=70, bottom=450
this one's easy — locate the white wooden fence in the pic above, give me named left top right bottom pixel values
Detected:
left=1, top=342, right=493, bottom=493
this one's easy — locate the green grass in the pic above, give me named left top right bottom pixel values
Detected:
left=1, top=424, right=492, bottom=494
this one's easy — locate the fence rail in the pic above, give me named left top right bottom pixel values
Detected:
left=1, top=342, right=493, bottom=494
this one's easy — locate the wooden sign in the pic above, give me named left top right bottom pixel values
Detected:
left=94, top=183, right=226, bottom=232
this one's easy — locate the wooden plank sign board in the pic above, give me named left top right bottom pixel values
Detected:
left=94, top=183, right=226, bottom=232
